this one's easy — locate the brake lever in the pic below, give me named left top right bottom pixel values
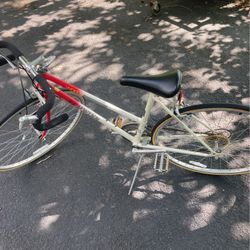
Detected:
left=30, top=55, right=56, bottom=71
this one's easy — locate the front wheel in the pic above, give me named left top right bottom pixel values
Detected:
left=151, top=103, right=250, bottom=175
left=0, top=90, right=84, bottom=171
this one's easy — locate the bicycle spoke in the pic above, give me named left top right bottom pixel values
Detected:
left=17, top=138, right=40, bottom=163
left=0, top=133, right=23, bottom=147
left=215, top=111, right=223, bottom=128
left=0, top=90, right=83, bottom=170
left=0, top=129, right=25, bottom=136
left=0, top=134, right=26, bottom=153
left=231, top=127, right=249, bottom=141
left=0, top=136, right=37, bottom=164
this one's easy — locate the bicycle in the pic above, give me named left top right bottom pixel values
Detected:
left=0, top=41, right=249, bottom=194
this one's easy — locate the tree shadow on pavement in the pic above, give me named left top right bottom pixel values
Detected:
left=0, top=0, right=249, bottom=249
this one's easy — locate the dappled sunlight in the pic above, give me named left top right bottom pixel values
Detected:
left=241, top=97, right=250, bottom=106
left=184, top=184, right=220, bottom=231
left=133, top=208, right=155, bottom=222
left=179, top=180, right=198, bottom=189
left=138, top=32, right=154, bottom=42
left=200, top=23, right=230, bottom=32
left=1, top=9, right=73, bottom=39
left=231, top=222, right=250, bottom=240
left=98, top=154, right=110, bottom=169
left=38, top=214, right=60, bottom=232
left=0, top=0, right=249, bottom=249
left=78, top=0, right=126, bottom=10
left=133, top=180, right=174, bottom=200
left=63, top=185, right=70, bottom=194
left=182, top=182, right=240, bottom=232
left=221, top=195, right=236, bottom=215
left=0, top=66, right=31, bottom=90
left=185, top=202, right=217, bottom=231
left=196, top=184, right=217, bottom=198
left=221, top=1, right=250, bottom=10
left=185, top=68, right=238, bottom=97
left=1, top=0, right=248, bottom=105
left=90, top=63, right=123, bottom=82
left=0, top=0, right=38, bottom=9
left=38, top=202, right=58, bottom=214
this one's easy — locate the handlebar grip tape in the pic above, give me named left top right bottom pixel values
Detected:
left=32, top=75, right=68, bottom=131
left=0, top=54, right=16, bottom=67
left=0, top=41, right=23, bottom=58
left=0, top=41, right=69, bottom=131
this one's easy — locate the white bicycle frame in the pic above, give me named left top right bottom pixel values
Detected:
left=75, top=90, right=216, bottom=158
left=19, top=54, right=216, bottom=159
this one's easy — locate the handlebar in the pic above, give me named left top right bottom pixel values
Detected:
left=0, top=41, right=23, bottom=58
left=0, top=54, right=16, bottom=67
left=32, top=75, right=69, bottom=131
left=0, top=40, right=68, bottom=131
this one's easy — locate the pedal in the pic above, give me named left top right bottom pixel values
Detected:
left=153, top=153, right=170, bottom=172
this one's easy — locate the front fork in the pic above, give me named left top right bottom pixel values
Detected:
left=40, top=111, right=51, bottom=140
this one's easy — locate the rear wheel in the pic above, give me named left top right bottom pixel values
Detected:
left=0, top=90, right=84, bottom=171
left=151, top=103, right=250, bottom=175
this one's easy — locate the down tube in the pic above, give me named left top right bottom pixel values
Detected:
left=43, top=73, right=141, bottom=123
left=78, top=102, right=137, bottom=143
left=43, top=73, right=83, bottom=96
left=49, top=83, right=137, bottom=143
left=50, top=85, right=82, bottom=107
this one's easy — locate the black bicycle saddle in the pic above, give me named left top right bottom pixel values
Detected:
left=120, top=70, right=182, bottom=98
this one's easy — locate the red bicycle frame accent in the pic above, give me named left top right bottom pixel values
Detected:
left=43, top=73, right=82, bottom=94
left=32, top=72, right=84, bottom=136
left=42, top=72, right=83, bottom=107
left=38, top=71, right=143, bottom=144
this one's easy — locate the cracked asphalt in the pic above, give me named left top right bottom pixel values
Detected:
left=0, top=0, right=249, bottom=249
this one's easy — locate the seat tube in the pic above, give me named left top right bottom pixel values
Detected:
left=134, top=93, right=155, bottom=143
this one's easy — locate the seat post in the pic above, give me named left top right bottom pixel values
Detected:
left=134, top=93, right=155, bottom=143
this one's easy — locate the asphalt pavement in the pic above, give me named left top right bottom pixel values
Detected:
left=0, top=0, right=249, bottom=249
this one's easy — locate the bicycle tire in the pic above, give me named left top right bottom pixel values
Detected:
left=151, top=103, right=250, bottom=175
left=0, top=90, right=84, bottom=171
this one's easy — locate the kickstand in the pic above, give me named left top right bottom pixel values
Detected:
left=128, top=154, right=144, bottom=196
left=128, top=148, right=170, bottom=195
